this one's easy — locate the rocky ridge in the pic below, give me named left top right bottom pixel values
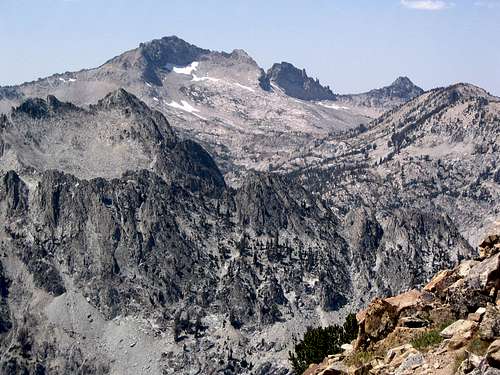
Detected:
left=336, top=77, right=424, bottom=117
left=0, top=36, right=421, bottom=182
left=304, top=233, right=500, bottom=375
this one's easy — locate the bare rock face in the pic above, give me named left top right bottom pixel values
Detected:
left=104, top=35, right=210, bottom=86
left=333, top=76, right=424, bottom=117
left=0, top=35, right=497, bottom=375
left=1, top=89, right=225, bottom=197
left=0, top=262, right=11, bottom=334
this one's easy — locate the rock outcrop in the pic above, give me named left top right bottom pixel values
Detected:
left=265, top=62, right=336, bottom=101
left=304, top=233, right=500, bottom=375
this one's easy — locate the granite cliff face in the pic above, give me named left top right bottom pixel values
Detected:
left=0, top=91, right=480, bottom=374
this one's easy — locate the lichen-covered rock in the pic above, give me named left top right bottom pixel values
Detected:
left=480, top=305, right=500, bottom=341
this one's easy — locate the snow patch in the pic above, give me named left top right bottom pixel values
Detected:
left=58, top=77, right=76, bottom=83
left=166, top=100, right=199, bottom=113
left=192, top=74, right=220, bottom=83
left=170, top=61, right=199, bottom=75
left=234, top=83, right=255, bottom=92
left=318, top=102, right=350, bottom=110
left=193, top=113, right=208, bottom=121
left=270, top=83, right=284, bottom=93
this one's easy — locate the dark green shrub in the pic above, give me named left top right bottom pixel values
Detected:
left=289, top=313, right=358, bottom=374
left=411, top=329, right=443, bottom=350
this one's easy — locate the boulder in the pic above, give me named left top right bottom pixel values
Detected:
left=487, top=340, right=500, bottom=368
left=457, top=351, right=483, bottom=374
left=469, top=361, right=500, bottom=374
left=448, top=329, right=474, bottom=349
left=388, top=347, right=420, bottom=368
left=479, top=305, right=500, bottom=341
left=424, top=269, right=455, bottom=293
left=385, top=290, right=422, bottom=313
left=446, top=254, right=500, bottom=314
left=385, top=344, right=413, bottom=364
left=394, top=352, right=424, bottom=375
left=462, top=253, right=500, bottom=291
left=428, top=305, right=456, bottom=326
left=341, top=344, right=353, bottom=353
left=440, top=319, right=478, bottom=339
left=479, top=235, right=500, bottom=259
left=362, top=290, right=424, bottom=346
left=468, top=312, right=483, bottom=322
left=457, top=260, right=480, bottom=278
left=363, top=298, right=399, bottom=342
left=477, top=307, right=487, bottom=316
left=318, top=362, right=349, bottom=375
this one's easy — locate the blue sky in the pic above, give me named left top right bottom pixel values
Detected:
left=1, top=0, right=499, bottom=94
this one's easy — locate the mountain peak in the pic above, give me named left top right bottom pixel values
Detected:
left=366, top=76, right=424, bottom=101
left=266, top=62, right=336, bottom=101
left=229, top=49, right=252, bottom=60
left=102, top=36, right=210, bottom=86
left=95, top=88, right=149, bottom=111
left=138, top=35, right=209, bottom=67
left=391, top=76, right=416, bottom=88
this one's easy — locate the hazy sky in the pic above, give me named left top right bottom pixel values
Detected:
left=1, top=0, right=499, bottom=95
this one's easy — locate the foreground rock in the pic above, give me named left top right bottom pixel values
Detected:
left=306, top=233, right=500, bottom=375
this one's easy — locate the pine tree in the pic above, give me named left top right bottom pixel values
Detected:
left=288, top=314, right=358, bottom=374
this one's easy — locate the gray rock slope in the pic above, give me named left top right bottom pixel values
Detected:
left=291, top=83, right=500, bottom=247
left=0, top=90, right=476, bottom=374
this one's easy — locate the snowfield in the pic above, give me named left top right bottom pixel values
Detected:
left=166, top=100, right=199, bottom=113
